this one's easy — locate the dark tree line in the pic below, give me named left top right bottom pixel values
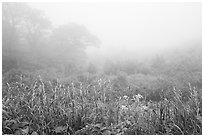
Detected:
left=2, top=3, right=100, bottom=75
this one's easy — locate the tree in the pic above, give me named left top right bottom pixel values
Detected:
left=2, top=3, right=51, bottom=72
left=2, top=3, right=100, bottom=75
left=48, top=23, right=100, bottom=74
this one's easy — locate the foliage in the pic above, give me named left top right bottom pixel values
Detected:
left=2, top=3, right=100, bottom=75
left=2, top=71, right=202, bottom=135
left=2, top=2, right=202, bottom=136
left=2, top=3, right=51, bottom=70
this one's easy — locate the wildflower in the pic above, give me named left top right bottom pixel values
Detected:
left=137, top=94, right=143, bottom=99
left=141, top=105, right=148, bottom=110
left=121, top=105, right=128, bottom=111
left=71, top=82, right=74, bottom=87
left=123, top=95, right=129, bottom=100
left=108, top=79, right=111, bottom=83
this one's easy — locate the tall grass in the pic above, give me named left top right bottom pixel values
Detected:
left=2, top=73, right=202, bottom=135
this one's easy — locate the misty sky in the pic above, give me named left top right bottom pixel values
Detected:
left=29, top=2, right=202, bottom=62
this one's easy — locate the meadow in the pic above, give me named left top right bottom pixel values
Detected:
left=2, top=2, right=202, bottom=135
left=2, top=69, right=202, bottom=135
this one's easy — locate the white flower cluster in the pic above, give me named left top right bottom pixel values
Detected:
left=121, top=105, right=128, bottom=111
left=133, top=94, right=143, bottom=102
left=141, top=105, right=148, bottom=111
left=136, top=94, right=143, bottom=99
left=123, top=95, right=129, bottom=100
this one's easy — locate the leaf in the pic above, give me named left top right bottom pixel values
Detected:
left=94, top=123, right=102, bottom=129
left=2, top=126, right=12, bottom=134
left=30, top=123, right=39, bottom=131
left=19, top=121, right=30, bottom=128
left=102, top=129, right=112, bottom=135
left=11, top=122, right=19, bottom=130
left=14, top=130, right=23, bottom=135
left=2, top=109, right=9, bottom=118
left=54, top=126, right=67, bottom=133
left=21, top=126, right=29, bottom=134
left=196, top=115, right=202, bottom=123
left=31, top=131, right=39, bottom=135
left=5, top=119, right=17, bottom=126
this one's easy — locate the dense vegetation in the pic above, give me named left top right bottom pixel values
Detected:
left=2, top=3, right=202, bottom=135
left=2, top=70, right=202, bottom=135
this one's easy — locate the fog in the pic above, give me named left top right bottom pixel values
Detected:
left=29, top=2, right=202, bottom=62
left=2, top=2, right=202, bottom=77
left=2, top=2, right=202, bottom=135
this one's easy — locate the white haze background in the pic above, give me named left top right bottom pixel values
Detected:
left=29, top=2, right=202, bottom=63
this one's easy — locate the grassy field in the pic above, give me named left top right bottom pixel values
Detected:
left=2, top=2, right=202, bottom=135
left=2, top=70, right=202, bottom=135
